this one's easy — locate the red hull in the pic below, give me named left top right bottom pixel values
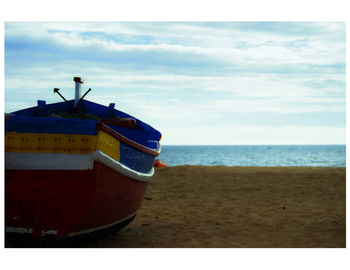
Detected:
left=5, top=162, right=148, bottom=240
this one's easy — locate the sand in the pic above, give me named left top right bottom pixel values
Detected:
left=77, top=166, right=345, bottom=248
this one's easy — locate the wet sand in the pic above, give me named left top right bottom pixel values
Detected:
left=77, top=166, right=345, bottom=248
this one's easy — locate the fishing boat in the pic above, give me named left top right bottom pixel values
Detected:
left=5, top=77, right=162, bottom=242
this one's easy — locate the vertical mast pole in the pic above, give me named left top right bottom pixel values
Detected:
left=73, top=77, right=84, bottom=107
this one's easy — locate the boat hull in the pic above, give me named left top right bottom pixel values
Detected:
left=5, top=161, right=148, bottom=240
left=5, top=99, right=161, bottom=242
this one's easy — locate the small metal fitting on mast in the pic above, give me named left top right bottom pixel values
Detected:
left=73, top=77, right=84, bottom=107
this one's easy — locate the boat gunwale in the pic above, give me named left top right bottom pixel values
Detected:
left=97, top=122, right=160, bottom=157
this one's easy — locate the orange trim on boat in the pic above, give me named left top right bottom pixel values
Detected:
left=153, top=159, right=168, bottom=167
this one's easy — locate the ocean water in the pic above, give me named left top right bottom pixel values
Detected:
left=158, top=145, right=346, bottom=167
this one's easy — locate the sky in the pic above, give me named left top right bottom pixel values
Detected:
left=4, top=22, right=346, bottom=145
left=1, top=1, right=350, bottom=268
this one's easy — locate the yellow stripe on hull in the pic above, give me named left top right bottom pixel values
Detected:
left=96, top=130, right=120, bottom=161
left=5, top=131, right=120, bottom=161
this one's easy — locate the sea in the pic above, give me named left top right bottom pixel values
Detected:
left=158, top=145, right=346, bottom=167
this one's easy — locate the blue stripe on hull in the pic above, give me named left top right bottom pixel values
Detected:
left=6, top=116, right=98, bottom=135
left=119, top=141, right=155, bottom=173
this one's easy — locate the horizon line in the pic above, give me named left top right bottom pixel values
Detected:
left=160, top=144, right=346, bottom=146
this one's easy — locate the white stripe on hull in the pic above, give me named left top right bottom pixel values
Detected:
left=5, top=212, right=137, bottom=238
left=6, top=152, right=94, bottom=170
left=5, top=227, right=58, bottom=236
left=5, top=227, right=33, bottom=234
left=5, top=150, right=153, bottom=182
left=93, top=150, right=153, bottom=182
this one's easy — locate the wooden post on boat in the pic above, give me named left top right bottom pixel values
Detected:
left=73, top=77, right=84, bottom=107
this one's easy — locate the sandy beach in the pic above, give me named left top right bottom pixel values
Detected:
left=68, top=166, right=345, bottom=248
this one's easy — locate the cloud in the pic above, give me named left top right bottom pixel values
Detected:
left=5, top=22, right=345, bottom=70
left=4, top=22, right=346, bottom=145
